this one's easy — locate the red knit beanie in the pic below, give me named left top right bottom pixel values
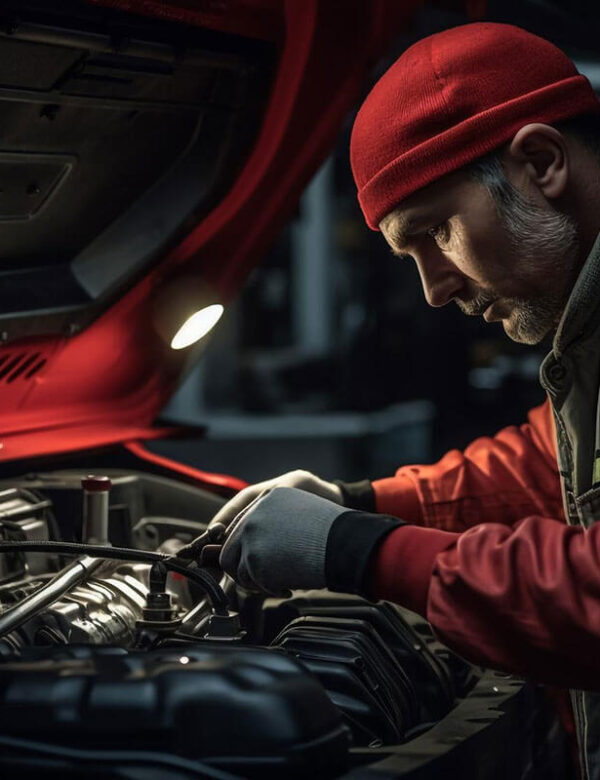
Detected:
left=351, top=22, right=600, bottom=230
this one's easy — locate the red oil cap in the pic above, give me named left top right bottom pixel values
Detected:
left=81, top=475, right=112, bottom=492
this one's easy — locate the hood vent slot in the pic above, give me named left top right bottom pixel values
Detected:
left=0, top=352, right=47, bottom=383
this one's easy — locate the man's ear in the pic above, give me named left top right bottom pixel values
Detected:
left=505, top=123, right=569, bottom=200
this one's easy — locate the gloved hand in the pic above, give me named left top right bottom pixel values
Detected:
left=219, top=486, right=346, bottom=595
left=209, top=470, right=344, bottom=533
left=219, top=486, right=403, bottom=596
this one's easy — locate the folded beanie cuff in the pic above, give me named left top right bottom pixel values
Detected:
left=359, top=74, right=600, bottom=230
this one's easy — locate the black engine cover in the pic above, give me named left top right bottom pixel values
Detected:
left=0, top=643, right=350, bottom=778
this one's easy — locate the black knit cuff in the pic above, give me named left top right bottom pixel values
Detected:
left=333, top=480, right=376, bottom=512
left=325, top=510, right=405, bottom=598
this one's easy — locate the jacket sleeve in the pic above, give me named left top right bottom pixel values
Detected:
left=369, top=515, right=600, bottom=689
left=372, top=399, right=565, bottom=530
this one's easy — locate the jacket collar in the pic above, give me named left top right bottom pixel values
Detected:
left=554, top=230, right=600, bottom=356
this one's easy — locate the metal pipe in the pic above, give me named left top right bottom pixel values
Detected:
left=0, top=556, right=103, bottom=638
left=0, top=540, right=229, bottom=615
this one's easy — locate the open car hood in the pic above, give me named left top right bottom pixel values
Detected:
left=0, top=0, right=418, bottom=465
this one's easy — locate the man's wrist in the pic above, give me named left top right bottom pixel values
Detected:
left=333, top=479, right=376, bottom=512
left=324, top=510, right=406, bottom=598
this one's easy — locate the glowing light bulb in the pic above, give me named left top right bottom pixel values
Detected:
left=170, top=304, right=224, bottom=350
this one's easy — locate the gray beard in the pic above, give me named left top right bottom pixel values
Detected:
left=500, top=197, right=580, bottom=345
left=459, top=187, right=580, bottom=345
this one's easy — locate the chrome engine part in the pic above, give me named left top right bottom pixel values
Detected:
left=0, top=563, right=150, bottom=652
left=0, top=487, right=54, bottom=583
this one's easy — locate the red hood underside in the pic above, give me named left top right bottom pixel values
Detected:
left=0, top=0, right=420, bottom=465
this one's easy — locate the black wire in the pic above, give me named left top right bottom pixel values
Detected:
left=0, top=734, right=243, bottom=779
left=0, top=541, right=228, bottom=615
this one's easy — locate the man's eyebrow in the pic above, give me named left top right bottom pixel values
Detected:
left=386, top=209, right=440, bottom=256
left=388, top=216, right=412, bottom=247
left=386, top=214, right=416, bottom=257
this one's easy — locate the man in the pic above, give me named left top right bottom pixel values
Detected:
left=211, top=23, right=600, bottom=778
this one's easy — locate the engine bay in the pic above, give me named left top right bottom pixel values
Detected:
left=0, top=469, right=564, bottom=778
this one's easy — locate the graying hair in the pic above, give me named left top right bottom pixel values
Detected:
left=466, top=151, right=578, bottom=261
left=464, top=148, right=581, bottom=343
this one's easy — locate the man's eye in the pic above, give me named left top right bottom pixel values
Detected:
left=426, top=223, right=450, bottom=244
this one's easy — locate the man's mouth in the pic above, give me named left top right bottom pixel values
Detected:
left=456, top=296, right=498, bottom=317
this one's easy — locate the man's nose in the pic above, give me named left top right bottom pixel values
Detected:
left=415, top=253, right=464, bottom=308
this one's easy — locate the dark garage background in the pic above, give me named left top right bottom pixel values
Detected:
left=151, top=0, right=600, bottom=485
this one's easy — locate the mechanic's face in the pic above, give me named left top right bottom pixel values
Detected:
left=379, top=169, right=580, bottom=344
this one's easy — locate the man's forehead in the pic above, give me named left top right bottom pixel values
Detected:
left=379, top=168, right=475, bottom=243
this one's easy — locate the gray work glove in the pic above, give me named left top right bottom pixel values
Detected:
left=219, top=486, right=346, bottom=595
left=219, top=486, right=403, bottom=597
left=209, top=470, right=343, bottom=533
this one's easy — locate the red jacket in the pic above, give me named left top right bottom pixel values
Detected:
left=370, top=399, right=600, bottom=691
